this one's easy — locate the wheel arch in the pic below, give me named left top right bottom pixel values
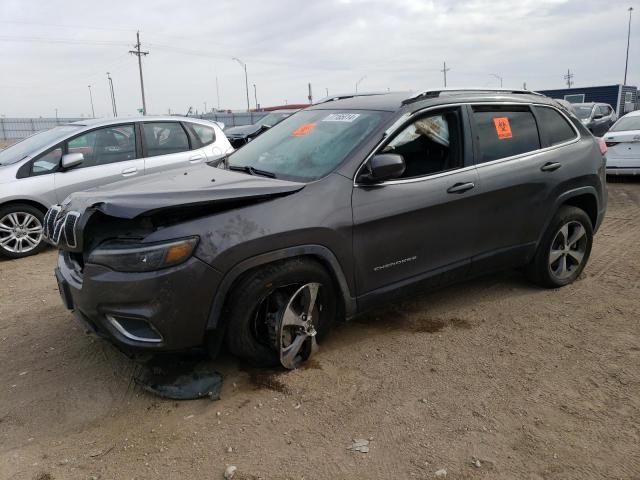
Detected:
left=0, top=199, right=49, bottom=215
left=206, top=245, right=356, bottom=331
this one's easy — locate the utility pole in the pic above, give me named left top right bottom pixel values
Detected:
left=307, top=82, right=313, bottom=104
left=325, top=87, right=329, bottom=97
left=216, top=76, right=220, bottom=110
left=232, top=57, right=250, bottom=112
left=253, top=83, right=258, bottom=110
left=441, top=61, right=451, bottom=87
left=88, top=85, right=95, bottom=117
left=624, top=7, right=634, bottom=85
left=107, top=72, right=117, bottom=117
left=564, top=69, right=574, bottom=88
left=55, top=108, right=58, bottom=121
left=523, top=82, right=527, bottom=90
left=129, top=31, right=149, bottom=115
left=355, top=76, right=366, bottom=92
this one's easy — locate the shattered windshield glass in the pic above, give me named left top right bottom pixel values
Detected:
left=227, top=110, right=386, bottom=181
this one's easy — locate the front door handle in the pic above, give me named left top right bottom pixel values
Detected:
left=189, top=154, right=205, bottom=163
left=447, top=182, right=475, bottom=194
left=541, top=162, right=562, bottom=172
left=121, top=167, right=138, bottom=176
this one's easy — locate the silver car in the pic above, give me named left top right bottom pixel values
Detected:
left=0, top=116, right=232, bottom=259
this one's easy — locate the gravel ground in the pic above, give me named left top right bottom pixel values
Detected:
left=1, top=180, right=639, bottom=480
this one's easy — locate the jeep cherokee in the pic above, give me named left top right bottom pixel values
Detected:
left=45, top=89, right=608, bottom=369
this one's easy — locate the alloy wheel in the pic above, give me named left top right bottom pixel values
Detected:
left=0, top=212, right=44, bottom=254
left=548, top=220, right=588, bottom=281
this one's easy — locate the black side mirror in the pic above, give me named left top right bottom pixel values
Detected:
left=358, top=153, right=406, bottom=184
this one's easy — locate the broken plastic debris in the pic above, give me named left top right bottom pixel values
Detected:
left=134, top=355, right=223, bottom=401
left=348, top=438, right=370, bottom=453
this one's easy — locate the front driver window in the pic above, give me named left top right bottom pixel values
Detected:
left=66, top=125, right=136, bottom=168
left=32, top=147, right=62, bottom=175
left=382, top=110, right=463, bottom=178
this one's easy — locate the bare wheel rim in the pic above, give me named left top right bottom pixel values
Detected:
left=276, top=282, right=322, bottom=369
left=0, top=212, right=43, bottom=254
left=548, top=220, right=588, bottom=281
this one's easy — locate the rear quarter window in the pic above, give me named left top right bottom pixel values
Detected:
left=472, top=107, right=541, bottom=163
left=534, top=106, right=577, bottom=146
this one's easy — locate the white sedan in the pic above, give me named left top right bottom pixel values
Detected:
left=604, top=110, right=640, bottom=175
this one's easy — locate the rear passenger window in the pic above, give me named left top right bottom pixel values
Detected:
left=535, top=106, right=577, bottom=146
left=142, top=122, right=190, bottom=157
left=189, top=124, right=216, bottom=146
left=472, top=107, right=540, bottom=163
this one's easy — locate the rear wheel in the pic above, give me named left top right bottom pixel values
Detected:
left=224, top=258, right=337, bottom=368
left=0, top=204, right=46, bottom=259
left=527, top=206, right=593, bottom=288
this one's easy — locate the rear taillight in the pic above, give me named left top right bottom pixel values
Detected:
left=596, top=137, right=608, bottom=155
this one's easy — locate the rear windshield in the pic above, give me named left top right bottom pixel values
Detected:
left=227, top=109, right=386, bottom=181
left=0, top=126, right=81, bottom=165
left=573, top=106, right=593, bottom=120
left=610, top=116, right=640, bottom=132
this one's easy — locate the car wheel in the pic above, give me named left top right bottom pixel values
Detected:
left=225, top=258, right=337, bottom=369
left=527, top=206, right=593, bottom=288
left=0, top=204, right=47, bottom=259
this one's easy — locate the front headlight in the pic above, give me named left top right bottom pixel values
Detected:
left=88, top=237, right=199, bottom=272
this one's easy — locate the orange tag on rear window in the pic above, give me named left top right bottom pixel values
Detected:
left=292, top=123, right=316, bottom=137
left=493, top=117, right=512, bottom=139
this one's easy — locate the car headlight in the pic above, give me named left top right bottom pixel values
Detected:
left=88, top=237, right=199, bottom=272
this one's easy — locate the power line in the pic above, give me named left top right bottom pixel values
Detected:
left=129, top=31, right=149, bottom=115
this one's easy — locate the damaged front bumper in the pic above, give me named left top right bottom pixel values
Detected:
left=55, top=250, right=223, bottom=352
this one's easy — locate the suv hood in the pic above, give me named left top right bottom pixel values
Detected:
left=224, top=124, right=262, bottom=137
left=62, top=163, right=305, bottom=219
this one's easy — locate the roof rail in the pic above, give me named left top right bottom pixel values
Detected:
left=402, top=88, right=546, bottom=105
left=313, top=91, right=400, bottom=105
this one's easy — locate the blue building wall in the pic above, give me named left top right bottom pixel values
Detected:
left=538, top=85, right=638, bottom=116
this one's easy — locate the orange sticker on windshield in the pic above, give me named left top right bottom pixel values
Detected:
left=292, top=123, right=316, bottom=137
left=493, top=117, right=512, bottom=139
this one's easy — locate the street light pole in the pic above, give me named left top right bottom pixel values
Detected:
left=88, top=85, right=95, bottom=117
left=232, top=57, right=250, bottom=112
left=253, top=83, right=258, bottom=110
left=490, top=74, right=503, bottom=88
left=355, top=76, right=366, bottom=92
left=624, top=7, right=634, bottom=85
left=106, top=72, right=117, bottom=117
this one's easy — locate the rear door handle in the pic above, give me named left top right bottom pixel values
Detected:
left=447, top=182, right=475, bottom=194
left=189, top=154, right=205, bottom=163
left=121, top=167, right=138, bottom=176
left=541, top=162, right=562, bottom=172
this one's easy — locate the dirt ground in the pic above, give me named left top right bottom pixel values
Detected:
left=1, top=181, right=639, bottom=480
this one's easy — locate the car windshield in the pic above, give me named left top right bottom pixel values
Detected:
left=227, top=109, right=386, bottom=181
left=0, top=125, right=82, bottom=165
left=574, top=105, right=593, bottom=120
left=258, top=112, right=292, bottom=128
left=610, top=116, right=640, bottom=132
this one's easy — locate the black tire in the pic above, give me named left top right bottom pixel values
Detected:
left=224, top=258, right=338, bottom=367
left=0, top=203, right=47, bottom=260
left=526, top=206, right=593, bottom=288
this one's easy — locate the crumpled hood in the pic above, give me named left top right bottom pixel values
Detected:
left=224, top=124, right=262, bottom=137
left=63, top=163, right=305, bottom=219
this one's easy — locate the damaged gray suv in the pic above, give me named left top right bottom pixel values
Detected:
left=47, top=89, right=608, bottom=369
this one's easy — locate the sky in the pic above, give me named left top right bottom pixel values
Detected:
left=0, top=0, right=637, bottom=117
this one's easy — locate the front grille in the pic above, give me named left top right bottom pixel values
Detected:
left=43, top=205, right=82, bottom=250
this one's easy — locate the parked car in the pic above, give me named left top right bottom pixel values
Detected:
left=224, top=110, right=297, bottom=148
left=572, top=102, right=617, bottom=136
left=0, top=116, right=232, bottom=259
left=47, top=89, right=607, bottom=369
left=603, top=110, right=640, bottom=175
